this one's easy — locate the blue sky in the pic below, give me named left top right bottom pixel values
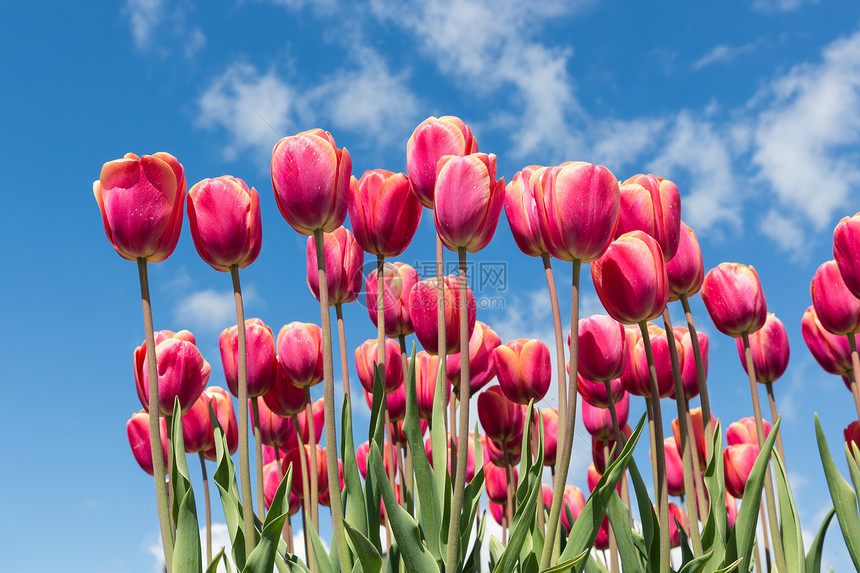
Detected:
left=3, top=0, right=860, bottom=570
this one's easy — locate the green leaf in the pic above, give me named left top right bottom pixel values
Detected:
left=307, top=520, right=334, bottom=573
left=847, top=443, right=860, bottom=507
left=463, top=511, right=487, bottom=573
left=815, top=414, right=860, bottom=570
left=430, top=352, right=450, bottom=522
left=173, top=488, right=203, bottom=573
left=605, top=493, right=642, bottom=573
left=805, top=507, right=835, bottom=573
left=342, top=394, right=369, bottom=543
left=343, top=520, right=383, bottom=573
left=677, top=551, right=716, bottom=573
left=541, top=550, right=589, bottom=573
left=626, top=459, right=659, bottom=566
left=773, top=450, right=805, bottom=571
left=205, top=547, right=227, bottom=573
left=364, top=363, right=387, bottom=554
left=243, top=464, right=292, bottom=573
left=701, top=422, right=727, bottom=573
left=458, top=464, right=486, bottom=567
left=211, top=404, right=248, bottom=571
left=170, top=398, right=193, bottom=525
left=489, top=536, right=505, bottom=572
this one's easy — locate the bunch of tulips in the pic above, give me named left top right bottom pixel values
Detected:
left=96, top=116, right=860, bottom=573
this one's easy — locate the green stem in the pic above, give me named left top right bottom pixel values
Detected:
left=602, top=441, right=620, bottom=573
left=137, top=258, right=174, bottom=572
left=199, top=452, right=212, bottom=564
left=846, top=334, right=860, bottom=422
left=274, top=447, right=293, bottom=554
left=542, top=253, right=568, bottom=460
left=252, top=397, right=265, bottom=518
left=335, top=304, right=352, bottom=398
left=292, top=413, right=314, bottom=572
left=679, top=295, right=714, bottom=463
left=764, top=382, right=785, bottom=462
left=304, top=388, right=320, bottom=530
left=436, top=234, right=448, bottom=430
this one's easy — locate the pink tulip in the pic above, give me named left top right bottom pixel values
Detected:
left=726, top=493, right=738, bottom=528
left=494, top=339, right=552, bottom=405
left=348, top=169, right=422, bottom=256
left=485, top=434, right=522, bottom=467
left=592, top=231, right=669, bottom=324
left=810, top=260, right=860, bottom=335
left=577, top=314, right=628, bottom=383
left=186, top=175, right=262, bottom=272
left=735, top=313, right=789, bottom=384
left=801, top=306, right=853, bottom=375
left=182, top=393, right=216, bottom=454
left=845, top=421, right=860, bottom=460
left=127, top=411, right=168, bottom=475
left=656, top=437, right=685, bottom=497
left=93, top=152, right=186, bottom=263
left=252, top=397, right=296, bottom=449
left=406, top=115, right=478, bottom=208
left=366, top=262, right=420, bottom=338
left=363, top=384, right=407, bottom=422
left=587, top=463, right=623, bottom=495
left=542, top=483, right=554, bottom=511
left=582, top=391, right=630, bottom=440
left=262, top=444, right=290, bottom=466
left=284, top=444, right=327, bottom=498
left=478, top=386, right=526, bottom=443
left=701, top=263, right=767, bottom=337
left=620, top=323, right=677, bottom=399
left=447, top=321, right=501, bottom=394
left=412, top=351, right=447, bottom=420
left=390, top=418, right=428, bottom=446
left=560, top=485, right=586, bottom=533
left=672, top=326, right=708, bottom=400
left=262, top=362, right=309, bottom=418
left=276, top=322, right=324, bottom=388
left=668, top=501, right=687, bottom=548
left=134, top=330, right=211, bottom=416
left=355, top=338, right=404, bottom=394
left=833, top=212, right=860, bottom=298
left=425, top=432, right=476, bottom=482
left=534, top=162, right=621, bottom=263
left=202, top=387, right=239, bottom=461
left=306, top=226, right=364, bottom=306
left=295, top=398, right=324, bottom=444
left=485, top=461, right=516, bottom=504
left=409, top=275, right=476, bottom=355
left=577, top=373, right=625, bottom=409
left=616, top=174, right=682, bottom=261
left=666, top=222, right=704, bottom=301
left=724, top=444, right=759, bottom=499
left=727, top=417, right=772, bottom=447
left=541, top=408, right=560, bottom=466
left=594, top=516, right=611, bottom=550
left=593, top=425, right=633, bottom=473
left=489, top=500, right=506, bottom=526
left=356, top=442, right=371, bottom=479
left=672, top=408, right=713, bottom=468
left=220, top=318, right=277, bottom=398
left=504, top=165, right=550, bottom=257
left=319, top=458, right=344, bottom=507
left=271, top=128, right=351, bottom=235
left=434, top=153, right=505, bottom=253
left=263, top=460, right=284, bottom=510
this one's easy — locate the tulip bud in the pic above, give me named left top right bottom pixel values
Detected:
left=672, top=407, right=713, bottom=467
left=263, top=362, right=309, bottom=418
left=735, top=313, right=789, bottom=384
left=412, top=351, right=447, bottom=420
left=587, top=463, right=623, bottom=495
left=582, top=391, right=630, bottom=440
left=668, top=502, right=687, bottom=548
left=726, top=493, right=738, bottom=528
left=202, top=387, right=238, bottom=461
left=263, top=459, right=285, bottom=510
left=409, top=276, right=476, bottom=355
left=295, top=398, right=325, bottom=444
left=271, top=128, right=351, bottom=235
left=593, top=425, right=632, bottom=473
left=448, top=321, right=501, bottom=394
left=262, top=444, right=290, bottom=466
left=93, top=152, right=186, bottom=262
left=253, top=397, right=296, bottom=449
left=127, top=411, right=168, bottom=475
left=620, top=323, right=678, bottom=399
left=577, top=314, right=628, bottom=383
left=504, top=165, right=550, bottom=257
left=319, top=458, right=344, bottom=507
left=484, top=461, right=516, bottom=504
left=811, top=260, right=860, bottom=335
left=364, top=385, right=406, bottom=423
left=845, top=421, right=860, bottom=461
left=366, top=262, right=420, bottom=338
left=701, top=263, right=767, bottom=337
left=576, top=372, right=625, bottom=409
left=187, top=175, right=262, bottom=272
left=355, top=338, right=404, bottom=394
left=494, top=339, right=552, bottom=405
left=592, top=231, right=669, bottom=324
left=182, top=393, right=216, bottom=454
left=724, top=443, right=759, bottom=498
left=666, top=222, right=704, bottom=301
left=349, top=169, right=423, bottom=257
left=485, top=434, right=522, bottom=467
left=478, top=386, right=526, bottom=443
left=654, top=437, right=685, bottom=497
left=727, top=417, right=772, bottom=447
left=406, top=116, right=478, bottom=208
left=616, top=174, right=682, bottom=261
left=284, top=444, right=327, bottom=498
left=134, top=330, right=211, bottom=416
left=489, top=500, right=506, bottom=526
left=833, top=212, right=860, bottom=298
left=594, top=517, right=611, bottom=550
left=672, top=326, right=708, bottom=400
left=425, top=432, right=476, bottom=483
left=306, top=226, right=364, bottom=306
left=802, top=306, right=853, bottom=375
left=542, top=483, right=554, bottom=512
left=276, top=322, right=324, bottom=388
left=560, top=485, right=586, bottom=533
left=540, top=408, right=559, bottom=466
left=220, top=318, right=277, bottom=398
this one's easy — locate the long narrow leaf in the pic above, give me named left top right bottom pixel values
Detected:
left=805, top=507, right=834, bottom=573
left=343, top=520, right=383, bottom=573
left=342, top=394, right=369, bottom=541
left=244, top=464, right=292, bottom=573
left=173, top=489, right=203, bottom=573
left=701, top=422, right=727, bottom=573
left=605, top=493, right=642, bottom=573
left=773, top=451, right=804, bottom=571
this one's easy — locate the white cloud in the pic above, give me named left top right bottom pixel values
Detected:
left=692, top=42, right=761, bottom=70
left=174, top=286, right=260, bottom=334
left=126, top=0, right=162, bottom=51
left=123, top=0, right=205, bottom=57
left=751, top=0, right=819, bottom=13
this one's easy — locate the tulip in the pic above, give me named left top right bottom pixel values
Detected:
left=727, top=417, right=772, bottom=447
left=220, top=318, right=277, bottom=398
left=409, top=276, right=476, bottom=355
left=667, top=502, right=687, bottom=548
left=811, top=260, right=860, bottom=335
left=485, top=462, right=516, bottom=504
left=701, top=263, right=767, bottom=337
left=485, top=435, right=523, bottom=468
left=534, top=162, right=621, bottom=263
left=356, top=442, right=371, bottom=479
left=489, top=500, right=507, bottom=526
left=263, top=362, right=309, bottom=418
left=319, top=458, right=344, bottom=507
left=478, top=386, right=526, bottom=443
left=594, top=517, right=611, bottom=551
left=672, top=407, right=713, bottom=468
left=182, top=393, right=216, bottom=454
left=620, top=323, right=678, bottom=399
left=542, top=483, right=554, bottom=512
left=494, top=339, right=552, bottom=405
left=833, top=213, right=860, bottom=298
left=656, top=437, right=685, bottom=497
left=592, top=424, right=633, bottom=473
left=271, top=128, right=351, bottom=235
left=253, top=397, right=296, bottom=448
left=355, top=338, right=404, bottom=394
left=306, top=226, right=364, bottom=306
left=134, top=329, right=211, bottom=416
left=406, top=115, right=478, bottom=208
left=577, top=373, right=625, bottom=409
left=735, top=313, right=789, bottom=384
left=348, top=169, right=423, bottom=257
left=672, top=326, right=708, bottom=400
left=592, top=231, right=669, bottom=324
left=284, top=444, right=327, bottom=498
left=539, top=408, right=560, bottom=466
left=262, top=444, right=291, bottom=466
left=425, top=433, right=476, bottom=483
left=504, top=165, right=550, bottom=257
left=127, top=411, right=168, bottom=475
left=412, top=351, right=447, bottom=420
left=845, top=421, right=860, bottom=460
left=577, top=314, right=628, bottom=383
left=587, top=463, right=623, bottom=495
left=726, top=493, right=738, bottom=528
left=724, top=444, right=759, bottom=499
left=263, top=459, right=291, bottom=511
left=295, top=398, right=325, bottom=444
left=365, top=262, right=420, bottom=338
left=560, top=485, right=586, bottom=533
left=666, top=222, right=704, bottom=301
left=582, top=392, right=630, bottom=440
left=616, top=174, right=682, bottom=261
left=801, top=306, right=853, bottom=375
left=186, top=176, right=262, bottom=272
left=93, top=152, right=186, bottom=262
left=202, top=387, right=239, bottom=461
left=276, top=323, right=324, bottom=388
left=447, top=321, right=501, bottom=394
left=364, top=384, right=406, bottom=423
left=434, top=153, right=505, bottom=253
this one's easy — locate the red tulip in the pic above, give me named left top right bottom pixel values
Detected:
left=202, top=387, right=238, bottom=461
left=262, top=362, right=309, bottom=418
left=845, top=421, right=860, bottom=460
left=409, top=275, right=476, bottom=355
left=485, top=461, right=516, bottom=504
left=434, top=153, right=505, bottom=253
left=801, top=306, right=853, bottom=375
left=724, top=444, right=759, bottom=499
left=560, top=485, right=586, bottom=533
left=306, top=226, right=364, bottom=306
left=220, top=318, right=277, bottom=398
left=182, top=393, right=216, bottom=454
left=127, top=410, right=168, bottom=475
left=504, top=165, right=549, bottom=257
left=276, top=322, right=324, bottom=388
left=355, top=338, right=404, bottom=394
left=582, top=391, right=630, bottom=440
left=616, top=174, right=682, bottom=261
left=727, top=417, right=772, bottom=447
left=284, top=444, right=327, bottom=498
left=620, top=323, right=677, bottom=399
left=93, top=152, right=185, bottom=262
left=412, top=351, right=447, bottom=420
left=447, top=321, right=501, bottom=394
left=478, top=386, right=526, bottom=443
left=366, top=262, right=420, bottom=337
left=263, top=459, right=285, bottom=510
left=592, top=424, right=633, bottom=473
left=833, top=213, right=860, bottom=298
left=592, top=231, right=668, bottom=324
left=668, top=501, right=687, bottom=548
left=425, top=432, right=476, bottom=483
left=406, top=116, right=478, bottom=208
left=701, top=263, right=767, bottom=337
left=666, top=222, right=704, bottom=301
left=542, top=483, right=554, bottom=511
left=295, top=398, right=324, bottom=444
left=494, top=339, right=552, bottom=405
left=319, top=458, right=344, bottom=507
left=655, top=437, right=685, bottom=497
left=594, top=516, right=611, bottom=550
left=485, top=434, right=522, bottom=467
left=262, top=444, right=291, bottom=466
left=735, top=313, right=789, bottom=384
left=489, top=500, right=506, bottom=526
left=540, top=408, right=559, bottom=466
left=534, top=162, right=620, bottom=263
left=587, top=463, right=623, bottom=495
left=671, top=326, right=708, bottom=400
left=672, top=407, right=713, bottom=468
left=349, top=169, right=422, bottom=257
left=577, top=373, right=625, bottom=409
left=356, top=442, right=371, bottom=479
left=726, top=493, right=738, bottom=528
left=252, top=397, right=296, bottom=449
left=135, top=330, right=211, bottom=416
left=811, top=260, right=860, bottom=335
left=271, top=128, right=351, bottom=235
left=363, top=384, right=406, bottom=422
left=577, top=314, right=628, bottom=383
left=187, top=175, right=262, bottom=272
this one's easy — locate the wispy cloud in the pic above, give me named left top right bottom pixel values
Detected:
left=751, top=0, right=819, bottom=13
left=692, top=42, right=761, bottom=70
left=124, top=0, right=205, bottom=57
left=174, top=286, right=260, bottom=334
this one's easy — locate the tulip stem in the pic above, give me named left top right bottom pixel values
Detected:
left=304, top=389, right=320, bottom=530
left=449, top=397, right=458, bottom=485
left=436, top=234, right=448, bottom=431
left=764, top=382, right=785, bottom=461
left=679, top=295, right=714, bottom=463
left=137, top=258, right=174, bottom=572
left=541, top=254, right=568, bottom=459
left=335, top=304, right=351, bottom=398
left=384, top=410, right=397, bottom=508
left=292, top=414, right=314, bottom=572
left=601, top=381, right=633, bottom=521
left=686, top=411, right=709, bottom=519
left=661, top=309, right=702, bottom=555
left=504, top=450, right=515, bottom=543
left=741, top=332, right=786, bottom=573
left=639, top=321, right=670, bottom=573
left=313, top=229, right=351, bottom=573
left=231, top=265, right=257, bottom=558
left=759, top=500, right=772, bottom=573
left=603, top=441, right=620, bottom=573
left=846, top=334, right=860, bottom=422
left=274, top=447, right=293, bottom=554
left=446, top=248, right=473, bottom=573
left=541, top=259, right=582, bottom=570
left=251, top=398, right=265, bottom=518
left=376, top=254, right=387, bottom=390
left=199, top=453, right=212, bottom=564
